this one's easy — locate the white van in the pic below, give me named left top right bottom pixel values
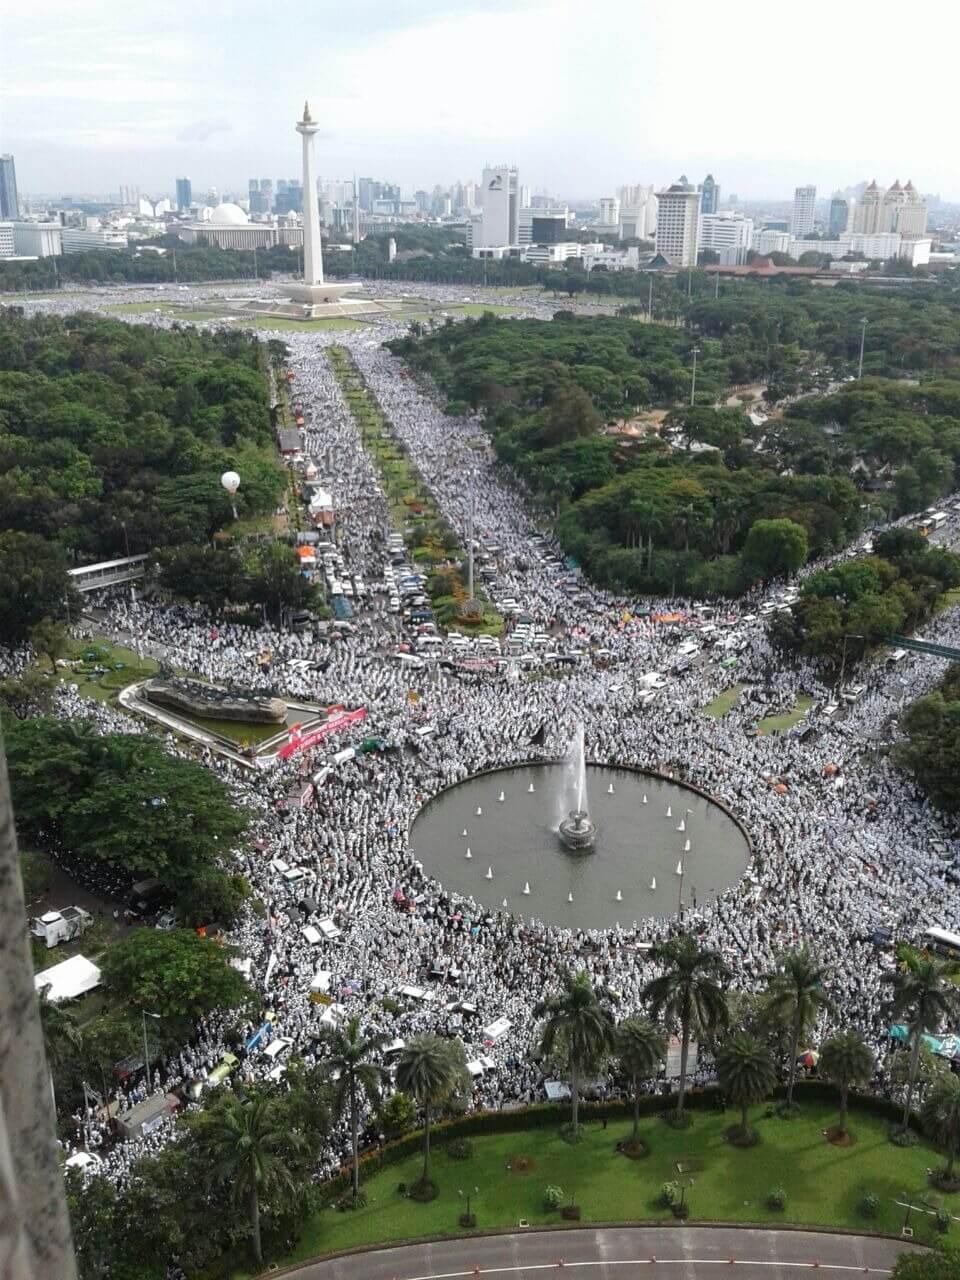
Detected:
left=392, top=651, right=426, bottom=668
left=263, top=1037, right=293, bottom=1060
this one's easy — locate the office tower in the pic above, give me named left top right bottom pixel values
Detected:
left=357, top=177, right=374, bottom=212
left=1, top=155, right=20, bottom=220
left=617, top=184, right=657, bottom=240
left=698, top=212, right=754, bottom=264
left=258, top=180, right=274, bottom=213
left=476, top=165, right=519, bottom=247
left=655, top=176, right=700, bottom=266
left=828, top=192, right=849, bottom=236
left=248, top=179, right=263, bottom=214
left=792, top=185, right=816, bottom=236
left=275, top=180, right=302, bottom=214
left=598, top=197, right=620, bottom=226
left=897, top=181, right=927, bottom=239
left=175, top=177, right=192, bottom=211
left=699, top=173, right=719, bottom=215
left=520, top=184, right=531, bottom=209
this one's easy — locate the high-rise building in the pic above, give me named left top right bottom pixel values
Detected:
left=792, top=184, right=817, bottom=237
left=259, top=180, right=274, bottom=213
left=655, top=176, right=700, bottom=267
left=176, top=177, right=192, bottom=211
left=474, top=165, right=519, bottom=248
left=897, top=181, right=927, bottom=239
left=0, top=155, right=20, bottom=221
left=828, top=192, right=849, bottom=237
left=275, top=180, right=302, bottom=214
left=698, top=211, right=753, bottom=264
left=598, top=197, right=620, bottom=227
left=617, top=184, right=657, bottom=240
left=699, top=173, right=719, bottom=215
left=853, top=179, right=927, bottom=238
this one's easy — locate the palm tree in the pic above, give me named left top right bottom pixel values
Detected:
left=201, top=1092, right=303, bottom=1267
left=534, top=969, right=617, bottom=1138
left=819, top=1030, right=875, bottom=1137
left=616, top=1017, right=667, bottom=1147
left=395, top=1034, right=461, bottom=1191
left=762, top=947, right=835, bottom=1111
left=886, top=959, right=960, bottom=1135
left=642, top=934, right=729, bottom=1121
left=716, top=1031, right=777, bottom=1142
left=319, top=1016, right=388, bottom=1199
left=922, top=1075, right=960, bottom=1181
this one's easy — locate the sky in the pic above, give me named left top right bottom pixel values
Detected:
left=3, top=0, right=960, bottom=203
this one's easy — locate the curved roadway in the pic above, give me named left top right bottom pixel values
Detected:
left=280, top=1225, right=921, bottom=1280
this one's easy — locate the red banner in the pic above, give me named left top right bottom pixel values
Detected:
left=276, top=708, right=366, bottom=761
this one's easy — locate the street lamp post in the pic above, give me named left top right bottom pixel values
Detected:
left=690, top=347, right=701, bottom=407
left=857, top=316, right=868, bottom=380
left=141, top=1010, right=161, bottom=1093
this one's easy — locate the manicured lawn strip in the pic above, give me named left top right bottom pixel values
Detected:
left=63, top=640, right=158, bottom=703
left=703, top=684, right=747, bottom=718
left=239, top=1104, right=945, bottom=1274
left=757, top=694, right=814, bottom=735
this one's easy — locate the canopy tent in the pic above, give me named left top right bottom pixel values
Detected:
left=34, top=954, right=101, bottom=1003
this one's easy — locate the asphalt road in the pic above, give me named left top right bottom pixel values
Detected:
left=281, top=1225, right=921, bottom=1280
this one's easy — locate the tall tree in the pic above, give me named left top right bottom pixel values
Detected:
left=616, top=1017, right=667, bottom=1147
left=643, top=934, right=729, bottom=1121
left=886, top=958, right=960, bottom=1135
left=395, top=1034, right=463, bottom=1191
left=716, top=1031, right=777, bottom=1142
left=319, top=1017, right=388, bottom=1199
left=762, top=947, right=834, bottom=1111
left=534, top=969, right=617, bottom=1137
left=199, top=1091, right=303, bottom=1267
left=921, top=1075, right=960, bottom=1182
left=818, top=1030, right=875, bottom=1137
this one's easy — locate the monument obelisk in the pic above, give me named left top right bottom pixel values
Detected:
left=288, top=100, right=353, bottom=312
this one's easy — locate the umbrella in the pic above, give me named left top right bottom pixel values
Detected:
left=798, top=1050, right=819, bottom=1068
left=822, top=763, right=838, bottom=776
left=774, top=783, right=788, bottom=794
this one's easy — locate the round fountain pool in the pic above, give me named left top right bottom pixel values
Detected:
left=409, top=763, right=751, bottom=931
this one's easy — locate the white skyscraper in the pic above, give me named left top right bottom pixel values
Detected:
left=617, top=184, right=657, bottom=240
left=792, top=185, right=817, bottom=237
left=598, top=197, right=620, bottom=227
left=698, top=212, right=754, bottom=264
left=655, top=176, right=700, bottom=267
left=475, top=165, right=520, bottom=247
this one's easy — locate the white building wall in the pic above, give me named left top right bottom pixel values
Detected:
left=655, top=187, right=700, bottom=266
left=477, top=166, right=519, bottom=247
left=13, top=223, right=61, bottom=256
left=698, top=213, right=754, bottom=264
left=0, top=222, right=14, bottom=257
left=792, top=185, right=817, bottom=237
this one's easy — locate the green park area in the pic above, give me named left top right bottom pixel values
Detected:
left=63, top=640, right=157, bottom=703
left=757, top=694, right=815, bottom=735
left=102, top=300, right=365, bottom=331
left=703, top=683, right=747, bottom=718
left=252, top=1101, right=949, bottom=1272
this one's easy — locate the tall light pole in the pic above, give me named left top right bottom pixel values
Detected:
left=690, top=347, right=701, bottom=407
left=141, top=1010, right=161, bottom=1093
left=857, top=316, right=868, bottom=380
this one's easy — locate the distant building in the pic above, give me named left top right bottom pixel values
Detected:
left=0, top=155, right=19, bottom=220
left=176, top=177, right=192, bottom=211
left=617, top=184, right=657, bottom=240
left=853, top=179, right=927, bottom=238
left=791, top=184, right=817, bottom=237
left=655, top=176, right=700, bottom=267
left=470, top=165, right=520, bottom=248
left=276, top=181, right=302, bottom=215
left=828, top=193, right=849, bottom=237
left=522, top=242, right=583, bottom=265
left=598, top=197, right=620, bottom=227
left=178, top=202, right=303, bottom=251
left=13, top=222, right=61, bottom=256
left=752, top=228, right=791, bottom=256
left=60, top=226, right=128, bottom=253
left=698, top=211, right=754, bottom=264
left=0, top=223, right=14, bottom=257
left=788, top=231, right=930, bottom=265
left=699, top=173, right=719, bottom=215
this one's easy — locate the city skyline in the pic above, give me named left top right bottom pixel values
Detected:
left=3, top=0, right=960, bottom=202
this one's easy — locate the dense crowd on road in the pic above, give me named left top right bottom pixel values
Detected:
left=12, top=290, right=960, bottom=1192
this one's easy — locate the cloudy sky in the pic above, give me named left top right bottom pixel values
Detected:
left=3, top=0, right=959, bottom=203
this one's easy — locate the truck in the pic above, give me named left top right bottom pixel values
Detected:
left=31, top=906, right=93, bottom=950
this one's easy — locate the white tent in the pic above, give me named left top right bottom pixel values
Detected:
left=34, top=954, right=101, bottom=1003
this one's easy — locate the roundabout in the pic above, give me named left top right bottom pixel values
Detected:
left=409, top=763, right=751, bottom=929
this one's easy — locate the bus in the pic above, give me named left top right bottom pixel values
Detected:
left=921, top=927, right=960, bottom=961
left=918, top=512, right=948, bottom=536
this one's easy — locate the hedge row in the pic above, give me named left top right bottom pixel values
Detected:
left=320, top=1081, right=913, bottom=1203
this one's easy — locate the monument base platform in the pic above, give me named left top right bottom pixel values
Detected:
left=231, top=296, right=388, bottom=322
left=288, top=281, right=356, bottom=306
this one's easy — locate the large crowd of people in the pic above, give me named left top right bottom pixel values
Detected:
left=13, top=289, right=960, bottom=1193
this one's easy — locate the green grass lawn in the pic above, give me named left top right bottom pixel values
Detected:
left=703, top=684, right=747, bottom=718
left=63, top=641, right=158, bottom=703
left=757, top=694, right=814, bottom=735
left=448, top=302, right=520, bottom=317
left=244, top=315, right=365, bottom=332
left=243, top=1104, right=947, bottom=1274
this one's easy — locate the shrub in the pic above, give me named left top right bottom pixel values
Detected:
left=543, top=1185, right=565, bottom=1211
left=937, top=1208, right=951, bottom=1235
left=767, top=1188, right=787, bottom=1212
left=335, top=1189, right=368, bottom=1211
left=659, top=1181, right=681, bottom=1209
left=860, top=1192, right=879, bottom=1219
left=447, top=1137, right=473, bottom=1161
left=561, top=1204, right=582, bottom=1221
left=889, top=1128, right=919, bottom=1148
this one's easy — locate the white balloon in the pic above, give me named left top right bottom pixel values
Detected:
left=221, top=470, right=240, bottom=495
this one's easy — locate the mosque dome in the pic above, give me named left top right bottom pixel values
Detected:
left=209, top=202, right=250, bottom=226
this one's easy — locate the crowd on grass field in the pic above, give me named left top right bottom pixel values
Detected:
left=11, top=293, right=960, bottom=1192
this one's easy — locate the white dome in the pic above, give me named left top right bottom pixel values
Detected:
left=210, top=202, right=249, bottom=226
